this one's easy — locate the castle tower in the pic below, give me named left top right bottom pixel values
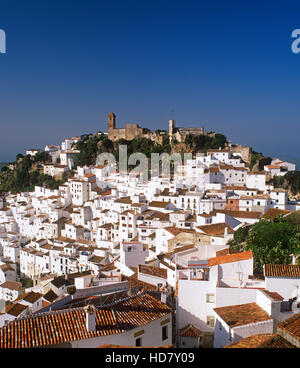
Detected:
left=108, top=112, right=116, bottom=134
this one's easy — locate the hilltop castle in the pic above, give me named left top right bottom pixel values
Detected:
left=107, top=112, right=144, bottom=141
left=107, top=112, right=205, bottom=143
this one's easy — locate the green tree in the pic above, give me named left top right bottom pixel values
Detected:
left=34, top=151, right=51, bottom=163
left=245, top=217, right=300, bottom=273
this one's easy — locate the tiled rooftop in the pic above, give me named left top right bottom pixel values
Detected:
left=208, top=251, right=253, bottom=267
left=0, top=292, right=171, bottom=348
left=138, top=264, right=167, bottom=279
left=225, top=333, right=296, bottom=348
left=278, top=313, right=300, bottom=343
left=264, top=264, right=300, bottom=278
left=179, top=324, right=202, bottom=338
left=214, top=302, right=271, bottom=328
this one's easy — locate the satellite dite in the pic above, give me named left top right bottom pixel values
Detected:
left=0, top=29, right=6, bottom=53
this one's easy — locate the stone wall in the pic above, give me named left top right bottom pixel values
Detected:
left=231, top=145, right=252, bottom=163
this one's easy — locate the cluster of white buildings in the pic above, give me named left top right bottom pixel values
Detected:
left=27, top=137, right=81, bottom=179
left=0, top=141, right=299, bottom=348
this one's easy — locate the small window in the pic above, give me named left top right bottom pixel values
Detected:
left=207, top=316, right=215, bottom=328
left=206, top=293, right=215, bottom=303
left=135, top=337, right=142, bottom=347
left=162, top=325, right=168, bottom=341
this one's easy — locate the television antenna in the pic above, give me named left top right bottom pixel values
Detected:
left=170, top=109, right=175, bottom=120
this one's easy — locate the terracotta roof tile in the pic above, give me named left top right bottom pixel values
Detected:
left=264, top=264, right=300, bottom=278
left=262, top=208, right=292, bottom=219
left=214, top=302, right=271, bottom=328
left=208, top=251, right=253, bottom=267
left=0, top=293, right=171, bottom=348
left=197, top=223, right=234, bottom=236
left=138, top=265, right=167, bottom=279
left=278, top=313, right=300, bottom=342
left=164, top=227, right=195, bottom=236
left=0, top=281, right=22, bottom=291
left=225, top=333, right=296, bottom=348
left=5, top=303, right=28, bottom=317
left=179, top=324, right=202, bottom=337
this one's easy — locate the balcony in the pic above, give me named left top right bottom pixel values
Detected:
left=178, top=268, right=210, bottom=281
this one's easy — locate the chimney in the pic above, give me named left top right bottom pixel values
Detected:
left=291, top=254, right=296, bottom=265
left=160, top=284, right=168, bottom=304
left=84, top=305, right=96, bottom=332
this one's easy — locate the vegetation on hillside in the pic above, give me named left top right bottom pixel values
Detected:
left=249, top=151, right=272, bottom=171
left=273, top=171, right=300, bottom=196
left=228, top=216, right=300, bottom=275
left=184, top=133, right=227, bottom=153
left=0, top=154, right=73, bottom=194
left=75, top=132, right=227, bottom=167
left=1, top=130, right=228, bottom=193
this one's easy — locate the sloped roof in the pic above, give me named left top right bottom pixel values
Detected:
left=0, top=293, right=171, bottom=348
left=43, top=289, right=58, bottom=303
left=225, top=333, right=295, bottom=348
left=5, top=303, right=28, bottom=317
left=0, top=281, right=21, bottom=291
left=164, top=227, right=195, bottom=236
left=211, top=209, right=262, bottom=219
left=208, top=251, right=253, bottom=267
left=15, top=291, right=43, bottom=304
left=214, top=302, right=271, bottom=328
left=264, top=264, right=300, bottom=278
left=278, top=312, right=300, bottom=343
left=179, top=324, right=202, bottom=337
left=197, top=223, right=234, bottom=236
left=262, top=208, right=292, bottom=219
left=138, top=265, right=167, bottom=279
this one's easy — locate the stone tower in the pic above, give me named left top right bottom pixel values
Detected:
left=169, top=119, right=175, bottom=141
left=108, top=112, right=116, bottom=134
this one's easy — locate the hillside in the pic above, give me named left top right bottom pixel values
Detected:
left=0, top=131, right=228, bottom=194
left=0, top=163, right=7, bottom=171
left=273, top=171, right=300, bottom=197
left=0, top=154, right=72, bottom=194
left=74, top=131, right=228, bottom=167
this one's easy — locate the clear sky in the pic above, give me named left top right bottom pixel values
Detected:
left=0, top=0, right=300, bottom=163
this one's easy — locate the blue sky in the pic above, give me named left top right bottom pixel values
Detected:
left=0, top=0, right=300, bottom=164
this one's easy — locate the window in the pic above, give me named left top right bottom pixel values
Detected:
left=206, top=293, right=215, bottom=303
left=162, top=325, right=168, bottom=341
left=207, top=316, right=215, bottom=328
left=135, top=337, right=142, bottom=347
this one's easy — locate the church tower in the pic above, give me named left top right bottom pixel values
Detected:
left=169, top=119, right=175, bottom=141
left=108, top=112, right=116, bottom=137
